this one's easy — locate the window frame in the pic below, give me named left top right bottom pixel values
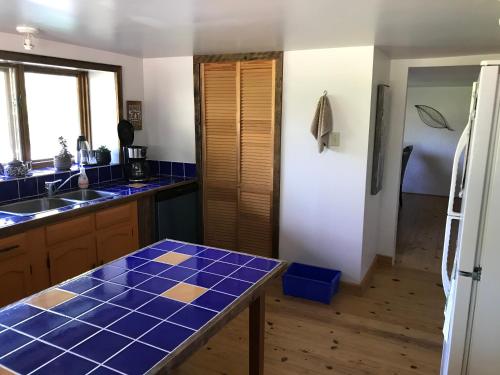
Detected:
left=0, top=50, right=123, bottom=168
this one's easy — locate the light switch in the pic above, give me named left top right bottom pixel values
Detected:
left=329, top=132, right=340, bottom=147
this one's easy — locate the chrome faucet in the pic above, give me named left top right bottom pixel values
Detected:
left=45, top=173, right=81, bottom=197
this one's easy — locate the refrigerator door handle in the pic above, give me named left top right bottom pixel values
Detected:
left=447, top=123, right=470, bottom=217
left=442, top=215, right=459, bottom=297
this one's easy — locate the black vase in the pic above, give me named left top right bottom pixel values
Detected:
left=96, top=150, right=111, bottom=165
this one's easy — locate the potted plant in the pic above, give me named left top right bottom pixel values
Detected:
left=95, top=145, right=112, bottom=165
left=53, top=136, right=73, bottom=171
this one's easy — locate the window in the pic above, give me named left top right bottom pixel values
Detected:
left=0, top=51, right=122, bottom=167
left=25, top=71, right=81, bottom=160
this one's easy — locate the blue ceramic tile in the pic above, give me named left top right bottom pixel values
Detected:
left=108, top=256, right=148, bottom=270
left=72, top=330, right=131, bottom=362
left=134, top=261, right=171, bottom=275
left=148, top=160, right=159, bottom=177
left=193, top=290, right=237, bottom=312
left=220, top=252, right=254, bottom=265
left=36, top=174, right=54, bottom=195
left=52, top=295, right=102, bottom=318
left=18, top=177, right=38, bottom=198
left=0, top=304, right=43, bottom=326
left=197, top=248, right=229, bottom=260
left=91, top=266, right=127, bottom=281
left=78, top=303, right=129, bottom=328
left=85, top=168, right=99, bottom=186
left=185, top=272, right=223, bottom=288
left=159, top=161, right=171, bottom=176
left=98, top=166, right=111, bottom=183
left=133, top=248, right=166, bottom=260
left=0, top=180, right=19, bottom=202
left=141, top=321, right=194, bottom=352
left=184, top=163, right=196, bottom=178
left=110, top=165, right=124, bottom=180
left=229, top=267, right=267, bottom=283
left=88, top=366, right=121, bottom=375
left=171, top=162, right=184, bottom=177
left=109, top=271, right=151, bottom=287
left=109, top=289, right=155, bottom=310
left=246, top=257, right=279, bottom=271
left=0, top=340, right=63, bottom=374
left=178, top=256, right=213, bottom=270
left=34, top=352, right=97, bottom=375
left=15, top=311, right=70, bottom=337
left=201, top=262, right=239, bottom=276
left=151, top=240, right=183, bottom=252
left=105, top=342, right=165, bottom=375
left=41, top=320, right=99, bottom=349
left=60, top=277, right=102, bottom=294
left=136, top=277, right=177, bottom=294
left=108, top=312, right=160, bottom=339
left=158, top=266, right=198, bottom=281
left=138, top=297, right=185, bottom=320
left=213, top=278, right=253, bottom=296
left=173, top=244, right=206, bottom=255
left=168, top=305, right=217, bottom=330
left=0, top=330, right=32, bottom=357
left=83, top=283, right=129, bottom=302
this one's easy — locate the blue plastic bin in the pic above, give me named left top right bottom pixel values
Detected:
left=282, top=262, right=341, bottom=304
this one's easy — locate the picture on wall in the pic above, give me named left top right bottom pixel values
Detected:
left=371, top=84, right=390, bottom=195
left=127, top=100, right=143, bottom=130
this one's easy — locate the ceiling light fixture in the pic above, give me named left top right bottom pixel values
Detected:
left=16, top=26, right=39, bottom=50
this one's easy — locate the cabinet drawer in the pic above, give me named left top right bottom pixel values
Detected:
left=46, top=215, right=93, bottom=246
left=95, top=203, right=135, bottom=230
left=0, top=233, right=27, bottom=260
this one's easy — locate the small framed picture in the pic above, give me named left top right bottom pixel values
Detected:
left=127, top=100, right=142, bottom=130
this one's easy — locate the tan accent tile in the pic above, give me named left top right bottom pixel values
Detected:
left=162, top=283, right=207, bottom=303
left=127, top=183, right=148, bottom=188
left=0, top=366, right=15, bottom=375
left=28, top=289, right=76, bottom=309
left=154, top=252, right=191, bottom=266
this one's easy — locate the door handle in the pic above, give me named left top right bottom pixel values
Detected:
left=0, top=244, right=19, bottom=253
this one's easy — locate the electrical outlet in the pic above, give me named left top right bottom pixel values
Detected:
left=329, top=132, right=340, bottom=147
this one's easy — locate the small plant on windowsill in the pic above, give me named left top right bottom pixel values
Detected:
left=95, top=145, right=111, bottom=165
left=54, top=136, right=73, bottom=171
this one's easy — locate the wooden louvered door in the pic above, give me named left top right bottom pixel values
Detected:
left=201, top=62, right=239, bottom=249
left=201, top=59, right=276, bottom=258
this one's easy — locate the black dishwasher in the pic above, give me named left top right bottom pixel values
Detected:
left=155, top=182, right=200, bottom=243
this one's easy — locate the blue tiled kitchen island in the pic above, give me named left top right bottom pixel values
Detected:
left=0, top=239, right=286, bottom=375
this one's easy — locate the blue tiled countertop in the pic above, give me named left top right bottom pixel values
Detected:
left=0, top=239, right=286, bottom=375
left=0, top=176, right=196, bottom=235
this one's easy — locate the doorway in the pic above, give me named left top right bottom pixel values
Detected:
left=395, top=65, right=480, bottom=273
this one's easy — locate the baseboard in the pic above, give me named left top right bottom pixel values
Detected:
left=340, top=255, right=393, bottom=296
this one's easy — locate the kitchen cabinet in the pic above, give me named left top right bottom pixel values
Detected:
left=0, top=201, right=139, bottom=307
left=0, top=234, right=31, bottom=307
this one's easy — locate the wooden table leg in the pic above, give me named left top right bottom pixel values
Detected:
left=249, top=293, right=265, bottom=375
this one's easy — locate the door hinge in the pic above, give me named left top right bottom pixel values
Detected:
left=459, top=266, right=482, bottom=281
left=29, top=264, right=33, bottom=275
left=46, top=256, right=51, bottom=269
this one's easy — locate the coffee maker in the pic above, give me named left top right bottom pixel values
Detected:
left=118, top=120, right=150, bottom=182
left=124, top=146, right=150, bottom=182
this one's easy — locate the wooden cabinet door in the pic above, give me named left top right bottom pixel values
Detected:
left=48, top=234, right=97, bottom=285
left=0, top=234, right=31, bottom=307
left=96, top=222, right=138, bottom=265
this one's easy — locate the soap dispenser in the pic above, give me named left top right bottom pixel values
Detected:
left=78, top=167, right=89, bottom=189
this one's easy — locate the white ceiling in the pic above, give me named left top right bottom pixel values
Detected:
left=408, top=66, right=481, bottom=87
left=1, top=0, right=500, bottom=58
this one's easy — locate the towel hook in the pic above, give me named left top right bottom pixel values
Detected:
left=323, top=90, right=328, bottom=96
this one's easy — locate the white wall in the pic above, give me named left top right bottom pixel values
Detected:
left=378, top=53, right=500, bottom=259
left=138, top=57, right=196, bottom=162
left=402, top=85, right=472, bottom=196
left=361, top=48, right=390, bottom=276
left=0, top=32, right=143, bottom=117
left=279, top=46, right=375, bottom=283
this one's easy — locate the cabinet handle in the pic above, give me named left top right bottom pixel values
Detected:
left=0, top=245, right=19, bottom=253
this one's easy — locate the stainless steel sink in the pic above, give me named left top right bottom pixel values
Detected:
left=56, top=189, right=117, bottom=202
left=0, top=198, right=75, bottom=216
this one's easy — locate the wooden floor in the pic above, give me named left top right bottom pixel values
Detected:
left=172, top=263, right=445, bottom=375
left=395, top=193, right=454, bottom=274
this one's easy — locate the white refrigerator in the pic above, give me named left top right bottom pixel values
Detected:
left=441, top=61, right=500, bottom=374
